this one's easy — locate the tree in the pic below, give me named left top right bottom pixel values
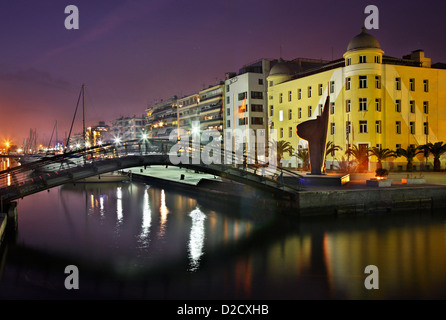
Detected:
left=396, top=145, right=424, bottom=172
left=295, top=148, right=310, bottom=170
left=368, top=147, right=397, bottom=170
left=270, top=140, right=294, bottom=167
left=325, top=141, right=341, bottom=159
left=426, top=141, right=446, bottom=171
left=346, top=144, right=370, bottom=173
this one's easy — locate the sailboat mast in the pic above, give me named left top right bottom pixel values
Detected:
left=82, top=84, right=86, bottom=148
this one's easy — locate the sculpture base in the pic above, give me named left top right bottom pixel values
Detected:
left=298, top=174, right=350, bottom=187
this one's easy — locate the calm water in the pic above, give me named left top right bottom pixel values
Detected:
left=1, top=166, right=446, bottom=299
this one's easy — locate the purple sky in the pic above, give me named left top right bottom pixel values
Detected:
left=1, top=0, right=445, bottom=146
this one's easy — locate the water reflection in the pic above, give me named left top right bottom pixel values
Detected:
left=2, top=180, right=446, bottom=299
left=188, top=207, right=206, bottom=271
left=158, top=189, right=169, bottom=239
left=137, top=186, right=152, bottom=248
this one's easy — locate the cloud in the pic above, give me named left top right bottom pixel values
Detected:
left=0, top=67, right=72, bottom=91
left=35, top=1, right=156, bottom=64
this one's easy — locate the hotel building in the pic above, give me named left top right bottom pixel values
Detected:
left=267, top=28, right=446, bottom=171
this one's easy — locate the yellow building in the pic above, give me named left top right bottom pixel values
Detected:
left=267, top=28, right=446, bottom=171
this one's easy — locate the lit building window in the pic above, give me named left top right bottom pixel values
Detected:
left=410, top=78, right=415, bottom=91
left=359, top=120, right=368, bottom=133
left=359, top=75, right=367, bottom=89
left=359, top=98, right=368, bottom=111
left=395, top=100, right=401, bottom=112
left=396, top=121, right=401, bottom=134
left=410, top=121, right=415, bottom=134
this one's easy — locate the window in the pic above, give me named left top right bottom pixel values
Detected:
left=359, top=75, right=367, bottom=88
left=270, top=105, right=274, bottom=116
left=319, top=104, right=323, bottom=115
left=345, top=77, right=351, bottom=90
left=330, top=123, right=335, bottom=135
left=359, top=120, right=368, bottom=133
left=308, top=86, right=312, bottom=98
left=226, top=96, right=230, bottom=104
left=347, top=57, right=351, bottom=66
left=308, top=106, right=312, bottom=117
left=279, top=93, right=283, bottom=103
left=375, top=76, right=381, bottom=89
left=279, top=110, right=283, bottom=121
left=238, top=118, right=248, bottom=125
left=424, top=122, right=429, bottom=135
left=251, top=117, right=264, bottom=125
left=288, top=91, right=292, bottom=102
left=346, top=100, right=351, bottom=113
left=269, top=95, right=273, bottom=100
left=359, top=98, right=368, bottom=111
left=251, top=104, right=263, bottom=112
left=238, top=92, right=247, bottom=100
left=409, top=78, right=415, bottom=91
left=410, top=122, right=415, bottom=134
left=423, top=101, right=429, bottom=114
left=423, top=79, right=429, bottom=92
left=330, top=81, right=335, bottom=93
left=410, top=100, right=415, bottom=113
left=227, top=108, right=230, bottom=116
left=376, top=120, right=382, bottom=134
left=227, top=120, right=231, bottom=128
left=396, top=77, right=401, bottom=90
left=289, top=127, right=293, bottom=138
left=330, top=102, right=335, bottom=115
left=258, top=79, right=263, bottom=85
left=280, top=128, right=283, bottom=138
left=298, top=107, right=302, bottom=119
left=375, top=98, right=381, bottom=112
left=226, top=85, right=230, bottom=92
left=396, top=121, right=401, bottom=134
left=251, top=91, right=263, bottom=99
left=319, top=84, right=323, bottom=96
left=271, top=122, right=274, bottom=129
left=396, top=100, right=401, bottom=112
left=396, top=144, right=401, bottom=150
left=269, top=80, right=273, bottom=87
left=346, top=121, right=351, bottom=135
left=288, top=109, right=292, bottom=120
left=359, top=55, right=367, bottom=63
left=298, top=89, right=301, bottom=100
left=374, top=56, right=380, bottom=63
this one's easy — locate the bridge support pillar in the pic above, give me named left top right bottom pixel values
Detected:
left=4, top=202, right=18, bottom=233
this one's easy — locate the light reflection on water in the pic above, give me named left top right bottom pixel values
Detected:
left=0, top=179, right=446, bottom=299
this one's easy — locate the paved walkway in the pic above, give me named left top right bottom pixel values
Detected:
left=126, top=165, right=222, bottom=185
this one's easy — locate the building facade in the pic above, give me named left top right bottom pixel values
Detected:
left=146, top=96, right=178, bottom=139
left=110, top=115, right=146, bottom=142
left=267, top=28, right=446, bottom=171
left=224, top=59, right=276, bottom=156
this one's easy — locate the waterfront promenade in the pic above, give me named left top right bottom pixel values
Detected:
left=124, top=166, right=446, bottom=216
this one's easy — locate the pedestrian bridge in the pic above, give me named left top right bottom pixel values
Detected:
left=0, top=139, right=303, bottom=206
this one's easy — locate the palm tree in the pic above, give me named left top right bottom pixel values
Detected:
left=270, top=140, right=294, bottom=166
left=325, top=141, right=341, bottom=159
left=396, top=145, right=424, bottom=172
left=368, top=147, right=397, bottom=170
left=426, top=141, right=446, bottom=171
left=346, top=144, right=370, bottom=172
left=295, top=148, right=310, bottom=170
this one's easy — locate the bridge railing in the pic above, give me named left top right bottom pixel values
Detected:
left=0, top=138, right=303, bottom=199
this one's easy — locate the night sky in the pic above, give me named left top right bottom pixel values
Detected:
left=1, top=0, right=445, bottom=146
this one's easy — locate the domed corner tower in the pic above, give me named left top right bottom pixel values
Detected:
left=343, top=27, right=384, bottom=67
left=267, top=59, right=295, bottom=87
